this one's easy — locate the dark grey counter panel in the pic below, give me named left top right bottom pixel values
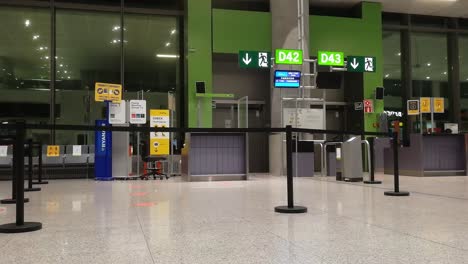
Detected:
left=182, top=133, right=247, bottom=181
left=384, top=134, right=466, bottom=176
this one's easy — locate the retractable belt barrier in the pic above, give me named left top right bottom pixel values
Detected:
left=0, top=123, right=407, bottom=233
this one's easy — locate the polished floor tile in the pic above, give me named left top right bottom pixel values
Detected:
left=1, top=175, right=468, bottom=263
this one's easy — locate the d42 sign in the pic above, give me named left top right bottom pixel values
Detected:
left=318, top=51, right=345, bottom=66
left=275, top=49, right=303, bottom=65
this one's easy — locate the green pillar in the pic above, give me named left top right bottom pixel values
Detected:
left=187, top=0, right=213, bottom=128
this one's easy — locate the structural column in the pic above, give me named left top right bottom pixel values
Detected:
left=269, top=0, right=310, bottom=175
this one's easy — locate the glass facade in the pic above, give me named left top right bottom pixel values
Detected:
left=0, top=1, right=182, bottom=144
left=383, top=30, right=402, bottom=111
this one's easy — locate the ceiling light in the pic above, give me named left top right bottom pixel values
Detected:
left=156, top=54, right=179, bottom=58
left=171, top=29, right=176, bottom=35
left=443, top=72, right=447, bottom=75
left=397, top=52, right=401, bottom=56
left=385, top=74, right=390, bottom=78
left=112, top=25, right=120, bottom=31
left=33, top=35, right=39, bottom=40
left=427, top=63, right=431, bottom=66
left=64, top=70, right=67, bottom=73
left=426, top=76, right=430, bottom=80
left=165, top=42, right=171, bottom=47
left=55, top=56, right=58, bottom=59
left=67, top=76, right=71, bottom=79
left=25, top=20, right=30, bottom=27
left=39, top=47, right=44, bottom=50
left=45, top=56, right=49, bottom=59
left=60, top=64, right=63, bottom=67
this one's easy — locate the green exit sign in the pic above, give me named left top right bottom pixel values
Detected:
left=275, top=49, right=303, bottom=65
left=347, top=56, right=376, bottom=72
left=238, top=50, right=271, bottom=69
left=318, top=51, right=345, bottom=66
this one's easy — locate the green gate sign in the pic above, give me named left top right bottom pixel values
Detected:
left=347, top=56, right=376, bottom=72
left=275, top=49, right=303, bottom=65
left=317, top=51, right=345, bottom=66
left=238, top=51, right=271, bottom=69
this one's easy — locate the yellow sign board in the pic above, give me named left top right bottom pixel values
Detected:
left=150, top=109, right=170, bottom=155
left=433, top=97, right=444, bottom=113
left=47, top=145, right=60, bottom=157
left=94, top=82, right=122, bottom=102
left=420, top=97, right=431, bottom=113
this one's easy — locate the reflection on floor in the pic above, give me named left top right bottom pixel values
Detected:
left=1, top=174, right=468, bottom=263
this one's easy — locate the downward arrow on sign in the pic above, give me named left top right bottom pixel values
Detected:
left=243, top=53, right=252, bottom=65
left=350, top=58, right=359, bottom=69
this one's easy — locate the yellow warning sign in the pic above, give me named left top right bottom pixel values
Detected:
left=433, top=97, right=444, bottom=113
left=47, top=145, right=60, bottom=157
left=95, top=82, right=122, bottom=103
left=150, top=110, right=170, bottom=155
left=420, top=97, right=431, bottom=113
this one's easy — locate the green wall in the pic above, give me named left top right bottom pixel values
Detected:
left=187, top=0, right=213, bottom=127
left=213, top=9, right=272, bottom=53
left=190, top=2, right=383, bottom=131
left=310, top=2, right=383, bottom=132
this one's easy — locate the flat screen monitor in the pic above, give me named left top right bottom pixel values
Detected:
left=316, top=72, right=342, bottom=89
left=274, top=70, right=301, bottom=88
left=375, top=87, right=384, bottom=100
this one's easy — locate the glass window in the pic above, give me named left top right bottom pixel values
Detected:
left=383, top=31, right=402, bottom=112
left=55, top=9, right=121, bottom=145
left=459, top=35, right=468, bottom=131
left=0, top=6, right=51, bottom=142
left=411, top=32, right=449, bottom=132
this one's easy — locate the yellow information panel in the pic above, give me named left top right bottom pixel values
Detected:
left=150, top=109, right=170, bottom=155
left=433, top=97, right=444, bottom=113
left=47, top=145, right=60, bottom=157
left=420, top=97, right=431, bottom=113
left=94, top=82, right=122, bottom=102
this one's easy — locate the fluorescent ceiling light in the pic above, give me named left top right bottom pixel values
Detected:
left=165, top=42, right=171, bottom=47
left=171, top=29, right=176, bottom=35
left=33, top=35, right=39, bottom=40
left=156, top=54, right=179, bottom=58
left=25, top=20, right=30, bottom=27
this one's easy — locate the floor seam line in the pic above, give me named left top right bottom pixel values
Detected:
left=136, top=212, right=157, bottom=264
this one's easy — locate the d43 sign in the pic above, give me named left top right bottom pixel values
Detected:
left=275, top=49, right=303, bottom=65
left=318, top=51, right=345, bottom=66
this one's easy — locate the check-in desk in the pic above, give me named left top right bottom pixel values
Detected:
left=384, top=134, right=467, bottom=176
left=181, top=133, right=248, bottom=181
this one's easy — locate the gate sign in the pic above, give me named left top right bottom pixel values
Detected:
left=433, top=97, right=445, bottom=113
left=238, top=51, right=271, bottom=68
left=47, top=145, right=60, bottom=157
left=363, top=99, right=374, bottom=113
left=318, top=51, right=345, bottom=66
left=275, top=49, right=303, bottom=65
left=150, top=110, right=170, bottom=155
left=407, top=100, right=420, bottom=115
left=347, top=56, right=376, bottom=72
left=95, top=82, right=122, bottom=102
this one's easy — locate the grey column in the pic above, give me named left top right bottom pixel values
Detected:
left=269, top=0, right=310, bottom=175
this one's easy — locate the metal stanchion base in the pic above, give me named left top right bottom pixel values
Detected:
left=0, top=222, right=42, bottom=233
left=384, top=191, right=410, bottom=196
left=364, top=180, right=382, bottom=184
left=32, top=181, right=48, bottom=185
left=274, top=206, right=308, bottom=214
left=1, top=198, right=29, bottom=204
left=25, top=187, right=41, bottom=192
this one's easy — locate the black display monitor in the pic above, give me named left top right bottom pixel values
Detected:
left=316, top=72, right=342, bottom=89
left=375, top=87, right=384, bottom=100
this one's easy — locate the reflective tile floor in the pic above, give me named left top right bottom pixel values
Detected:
left=1, top=174, right=468, bottom=263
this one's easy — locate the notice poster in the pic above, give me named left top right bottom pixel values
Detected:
left=109, top=101, right=126, bottom=124
left=0, top=146, right=8, bottom=157
left=129, top=100, right=147, bottom=124
left=150, top=109, right=170, bottom=155
left=72, top=145, right=82, bottom=156
left=47, top=145, right=60, bottom=157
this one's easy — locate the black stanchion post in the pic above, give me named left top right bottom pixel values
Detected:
left=25, top=140, right=41, bottom=192
left=274, top=126, right=307, bottom=214
left=33, top=143, right=47, bottom=185
left=0, top=122, right=42, bottom=233
left=364, top=137, right=382, bottom=184
left=1, top=137, right=29, bottom=205
left=384, top=132, right=409, bottom=196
